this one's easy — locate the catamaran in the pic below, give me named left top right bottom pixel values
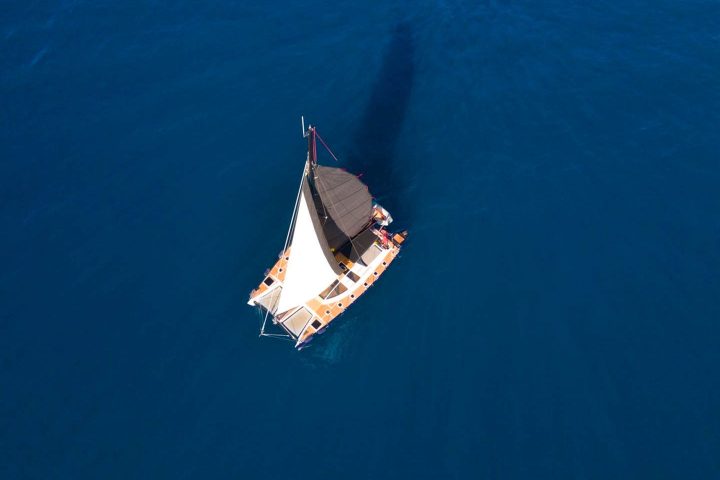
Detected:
left=248, top=119, right=407, bottom=349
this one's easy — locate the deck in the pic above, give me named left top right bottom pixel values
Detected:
left=249, top=229, right=407, bottom=347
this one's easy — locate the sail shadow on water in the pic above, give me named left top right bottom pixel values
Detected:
left=346, top=21, right=415, bottom=222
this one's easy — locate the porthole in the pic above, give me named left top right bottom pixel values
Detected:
left=382, top=261, right=387, bottom=266
left=350, top=294, right=355, bottom=299
left=325, top=310, right=330, bottom=315
left=338, top=303, right=343, bottom=308
left=373, top=272, right=379, bottom=276
left=363, top=283, right=368, bottom=287
left=278, top=268, right=283, bottom=272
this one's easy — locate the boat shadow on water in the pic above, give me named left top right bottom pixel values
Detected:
left=345, top=21, right=416, bottom=224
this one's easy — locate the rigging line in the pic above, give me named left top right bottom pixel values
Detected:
left=308, top=154, right=331, bottom=222
left=257, top=307, right=265, bottom=333
left=261, top=333, right=293, bottom=340
left=265, top=162, right=306, bottom=338
left=258, top=308, right=294, bottom=341
left=260, top=307, right=271, bottom=336
left=283, top=160, right=309, bottom=254
left=315, top=131, right=340, bottom=162
left=314, top=175, right=331, bottom=221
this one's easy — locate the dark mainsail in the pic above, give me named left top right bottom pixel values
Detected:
left=305, top=126, right=375, bottom=258
left=313, top=165, right=372, bottom=237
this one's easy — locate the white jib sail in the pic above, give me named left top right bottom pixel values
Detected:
left=275, top=185, right=337, bottom=315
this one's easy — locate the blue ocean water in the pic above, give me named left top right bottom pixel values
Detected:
left=2, top=1, right=719, bottom=478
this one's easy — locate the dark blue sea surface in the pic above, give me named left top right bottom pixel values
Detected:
left=2, top=1, right=719, bottom=478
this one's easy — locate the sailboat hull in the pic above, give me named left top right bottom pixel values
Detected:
left=248, top=227, right=407, bottom=349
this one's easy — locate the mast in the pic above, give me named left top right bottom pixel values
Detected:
left=307, top=125, right=317, bottom=167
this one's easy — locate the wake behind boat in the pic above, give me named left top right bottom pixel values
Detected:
left=248, top=120, right=407, bottom=349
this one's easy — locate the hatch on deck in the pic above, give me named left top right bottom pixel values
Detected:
left=281, top=307, right=314, bottom=336
left=256, top=287, right=281, bottom=312
left=360, top=244, right=384, bottom=265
